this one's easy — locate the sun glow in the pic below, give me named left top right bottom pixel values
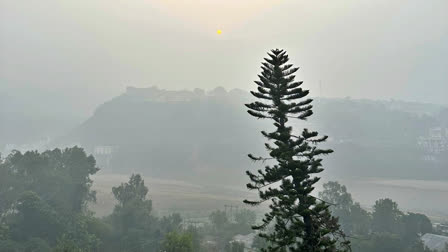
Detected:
left=153, top=0, right=280, bottom=34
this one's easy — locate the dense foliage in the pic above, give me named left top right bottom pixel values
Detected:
left=0, top=147, right=100, bottom=251
left=0, top=148, right=191, bottom=252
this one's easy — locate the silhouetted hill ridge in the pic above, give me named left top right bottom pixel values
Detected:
left=61, top=87, right=448, bottom=184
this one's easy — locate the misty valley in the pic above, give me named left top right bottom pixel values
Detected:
left=1, top=81, right=447, bottom=252
left=1, top=1, right=448, bottom=250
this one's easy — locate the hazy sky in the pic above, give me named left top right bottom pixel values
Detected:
left=1, top=0, right=447, bottom=117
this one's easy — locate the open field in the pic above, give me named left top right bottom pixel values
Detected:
left=90, top=173, right=260, bottom=218
left=90, top=173, right=448, bottom=223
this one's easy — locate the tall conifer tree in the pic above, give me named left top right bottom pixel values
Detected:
left=244, top=49, right=349, bottom=252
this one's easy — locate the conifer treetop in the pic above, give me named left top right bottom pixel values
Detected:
left=244, top=49, right=350, bottom=252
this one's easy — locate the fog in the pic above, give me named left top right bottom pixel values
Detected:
left=1, top=1, right=447, bottom=251
left=2, top=0, right=447, bottom=117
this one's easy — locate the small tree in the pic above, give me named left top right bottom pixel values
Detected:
left=402, top=212, right=433, bottom=245
left=234, top=209, right=257, bottom=227
left=319, top=181, right=371, bottom=235
left=111, top=174, right=153, bottom=233
left=244, top=49, right=349, bottom=251
left=209, top=210, right=228, bottom=231
left=109, top=174, right=159, bottom=251
left=372, top=198, right=402, bottom=234
left=161, top=231, right=194, bottom=252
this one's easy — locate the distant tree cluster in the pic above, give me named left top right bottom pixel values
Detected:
left=251, top=181, right=445, bottom=252
left=207, top=208, right=257, bottom=251
left=317, top=181, right=442, bottom=252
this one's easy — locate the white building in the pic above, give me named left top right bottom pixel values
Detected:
left=232, top=233, right=256, bottom=252
left=421, top=233, right=448, bottom=252
left=418, top=127, right=448, bottom=156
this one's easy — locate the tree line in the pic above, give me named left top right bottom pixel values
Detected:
left=0, top=147, right=261, bottom=252
left=319, top=181, right=446, bottom=252
left=0, top=148, right=191, bottom=251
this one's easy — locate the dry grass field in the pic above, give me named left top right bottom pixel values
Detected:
left=90, top=173, right=260, bottom=218
left=90, top=173, right=448, bottom=224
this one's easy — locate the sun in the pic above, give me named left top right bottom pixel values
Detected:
left=152, top=0, right=281, bottom=36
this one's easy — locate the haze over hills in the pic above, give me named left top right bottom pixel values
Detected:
left=2, top=86, right=446, bottom=218
left=2, top=0, right=448, bottom=250
left=0, top=93, right=82, bottom=149
left=58, top=87, right=448, bottom=186
left=2, top=0, right=447, bottom=122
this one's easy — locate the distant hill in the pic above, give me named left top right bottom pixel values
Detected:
left=61, top=87, right=448, bottom=185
